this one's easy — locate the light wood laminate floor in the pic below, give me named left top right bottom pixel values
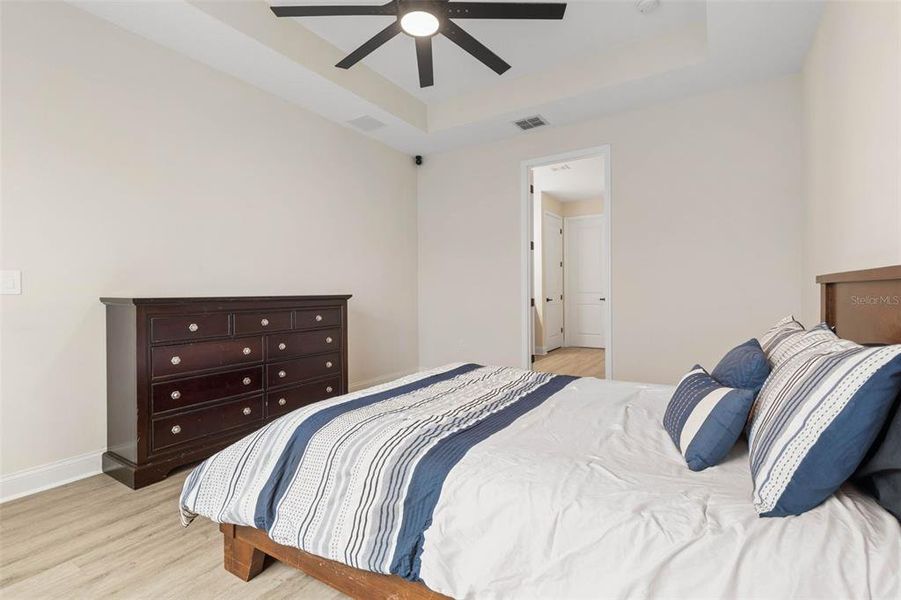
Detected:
left=533, top=347, right=605, bottom=379
left=0, top=469, right=349, bottom=599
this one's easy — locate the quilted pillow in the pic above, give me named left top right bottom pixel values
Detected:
left=711, top=338, right=770, bottom=394
left=664, top=366, right=755, bottom=471
left=748, top=340, right=901, bottom=517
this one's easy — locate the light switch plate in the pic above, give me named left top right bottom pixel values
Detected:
left=1, top=270, right=22, bottom=295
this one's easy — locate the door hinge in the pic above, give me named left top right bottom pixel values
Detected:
left=560, top=294, right=563, bottom=300
left=559, top=228, right=563, bottom=235
left=530, top=298, right=535, bottom=307
left=530, top=184, right=534, bottom=194
left=559, top=261, right=563, bottom=267
left=530, top=241, right=534, bottom=250
left=560, top=327, right=564, bottom=333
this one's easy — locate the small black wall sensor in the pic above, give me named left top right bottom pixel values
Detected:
left=414, top=155, right=423, bottom=166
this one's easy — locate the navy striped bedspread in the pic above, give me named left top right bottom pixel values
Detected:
left=179, top=363, right=575, bottom=581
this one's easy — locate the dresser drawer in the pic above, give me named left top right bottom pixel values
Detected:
left=152, top=396, right=263, bottom=451
left=267, top=328, right=341, bottom=360
left=151, top=313, right=229, bottom=343
left=234, top=311, right=291, bottom=335
left=151, top=337, right=263, bottom=378
left=267, top=376, right=341, bottom=419
left=268, top=353, right=341, bottom=388
left=294, top=308, right=341, bottom=330
left=152, top=366, right=263, bottom=413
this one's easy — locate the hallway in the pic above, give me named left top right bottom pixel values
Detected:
left=533, top=347, right=605, bottom=379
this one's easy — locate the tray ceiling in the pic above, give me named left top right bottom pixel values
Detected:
left=69, top=0, right=824, bottom=154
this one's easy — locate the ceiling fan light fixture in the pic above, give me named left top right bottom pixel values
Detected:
left=400, top=10, right=440, bottom=37
left=270, top=1, right=568, bottom=87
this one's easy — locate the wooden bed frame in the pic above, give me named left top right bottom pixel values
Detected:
left=817, top=265, right=901, bottom=344
left=219, top=265, right=901, bottom=600
left=220, top=523, right=448, bottom=599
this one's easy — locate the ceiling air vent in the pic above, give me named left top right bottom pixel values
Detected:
left=513, top=115, right=549, bottom=131
left=347, top=115, right=386, bottom=132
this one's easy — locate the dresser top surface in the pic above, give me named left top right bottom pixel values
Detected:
left=101, top=295, right=352, bottom=305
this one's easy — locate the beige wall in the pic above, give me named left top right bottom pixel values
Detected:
left=0, top=2, right=419, bottom=477
left=419, top=76, right=804, bottom=384
left=560, top=197, right=604, bottom=218
left=801, top=0, right=901, bottom=325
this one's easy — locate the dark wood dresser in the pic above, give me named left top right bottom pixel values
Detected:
left=100, top=295, right=350, bottom=489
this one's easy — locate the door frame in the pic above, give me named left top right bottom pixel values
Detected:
left=563, top=214, right=607, bottom=349
left=521, top=144, right=613, bottom=378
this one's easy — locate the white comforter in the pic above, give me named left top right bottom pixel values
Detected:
left=418, top=376, right=901, bottom=599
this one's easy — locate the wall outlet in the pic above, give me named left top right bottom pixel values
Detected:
left=1, top=270, right=22, bottom=295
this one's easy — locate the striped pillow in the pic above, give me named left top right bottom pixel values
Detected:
left=748, top=340, right=901, bottom=516
left=759, top=316, right=843, bottom=366
left=664, top=366, right=755, bottom=471
left=759, top=316, right=804, bottom=364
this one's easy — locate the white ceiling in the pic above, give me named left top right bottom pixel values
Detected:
left=69, top=0, right=825, bottom=154
left=533, top=155, right=605, bottom=202
left=296, top=1, right=708, bottom=103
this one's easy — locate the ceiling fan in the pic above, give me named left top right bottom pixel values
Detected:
left=270, top=1, right=567, bottom=88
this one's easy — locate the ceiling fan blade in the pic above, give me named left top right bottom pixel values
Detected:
left=442, top=21, right=510, bottom=75
left=271, top=2, right=396, bottom=17
left=335, top=21, right=401, bottom=69
left=445, top=2, right=566, bottom=20
left=415, top=36, right=435, bottom=88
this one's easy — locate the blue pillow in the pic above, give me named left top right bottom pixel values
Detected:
left=748, top=341, right=901, bottom=517
left=664, top=366, right=755, bottom=471
left=711, top=339, right=770, bottom=394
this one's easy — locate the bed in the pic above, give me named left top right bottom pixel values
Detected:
left=179, top=266, right=901, bottom=599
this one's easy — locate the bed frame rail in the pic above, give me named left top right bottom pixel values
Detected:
left=220, top=524, right=449, bottom=599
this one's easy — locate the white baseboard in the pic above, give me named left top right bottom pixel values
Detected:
left=349, top=368, right=420, bottom=392
left=0, top=449, right=104, bottom=504
left=534, top=347, right=548, bottom=356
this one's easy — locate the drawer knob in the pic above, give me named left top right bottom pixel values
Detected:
left=325, top=361, right=333, bottom=369
left=243, top=347, right=252, bottom=355
left=326, top=336, right=333, bottom=344
left=243, top=407, right=252, bottom=416
left=170, top=356, right=181, bottom=365
left=278, top=342, right=287, bottom=351
left=242, top=377, right=252, bottom=385
left=326, top=386, right=333, bottom=393
left=278, top=398, right=287, bottom=406
left=278, top=370, right=287, bottom=378
left=170, top=390, right=181, bottom=400
left=260, top=318, right=270, bottom=327
left=188, top=323, right=199, bottom=332
left=171, top=425, right=182, bottom=435
left=315, top=314, right=323, bottom=322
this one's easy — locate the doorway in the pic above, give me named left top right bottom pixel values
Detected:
left=523, top=147, right=611, bottom=379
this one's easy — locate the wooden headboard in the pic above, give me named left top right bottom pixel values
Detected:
left=818, top=265, right=901, bottom=345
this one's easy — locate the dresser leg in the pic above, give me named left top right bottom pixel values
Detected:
left=102, top=452, right=174, bottom=489
left=222, top=524, right=266, bottom=581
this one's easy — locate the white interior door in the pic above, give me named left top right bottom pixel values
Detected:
left=564, top=215, right=606, bottom=348
left=542, top=212, right=564, bottom=351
